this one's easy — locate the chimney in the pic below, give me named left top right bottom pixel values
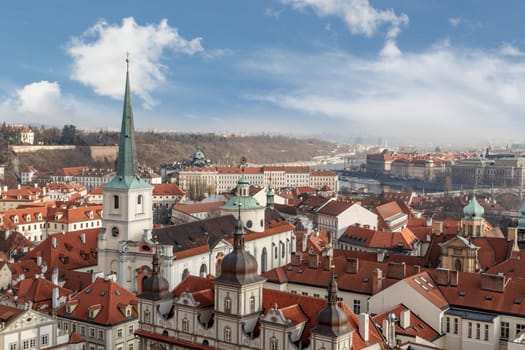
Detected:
left=291, top=252, right=303, bottom=266
left=507, top=227, right=518, bottom=243
left=426, top=216, right=433, bottom=227
left=302, top=233, right=309, bottom=252
left=36, top=255, right=42, bottom=267
left=387, top=313, right=397, bottom=347
left=376, top=250, right=386, bottom=263
left=322, top=255, right=333, bottom=271
left=480, top=273, right=507, bottom=293
left=345, top=257, right=359, bottom=274
left=359, top=313, right=369, bottom=342
left=410, top=265, right=421, bottom=276
left=51, top=236, right=57, bottom=249
left=80, top=233, right=86, bottom=244
left=449, top=270, right=458, bottom=286
left=92, top=271, right=104, bottom=282
left=2, top=186, right=7, bottom=192
left=436, top=268, right=450, bottom=286
left=400, top=309, right=410, bottom=329
left=52, top=267, right=59, bottom=309
left=382, top=319, right=390, bottom=344
left=308, top=253, right=319, bottom=269
left=433, top=221, right=443, bottom=235
left=386, top=262, right=406, bottom=280
left=372, top=268, right=383, bottom=294
left=17, top=184, right=21, bottom=190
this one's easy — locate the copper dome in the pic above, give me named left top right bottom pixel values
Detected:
left=140, top=253, right=171, bottom=300
left=312, top=276, right=352, bottom=337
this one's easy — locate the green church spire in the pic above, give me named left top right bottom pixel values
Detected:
left=116, top=56, right=138, bottom=178
left=104, top=56, right=151, bottom=190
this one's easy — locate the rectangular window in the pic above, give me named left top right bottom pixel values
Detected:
left=484, top=324, right=489, bottom=341
left=80, top=326, right=86, bottom=336
left=89, top=328, right=95, bottom=338
left=9, top=343, right=16, bottom=350
left=353, top=300, right=361, bottom=314
left=98, top=330, right=104, bottom=340
left=128, top=325, right=134, bottom=335
left=476, top=323, right=481, bottom=340
left=128, top=343, right=134, bottom=350
left=501, top=322, right=510, bottom=340
left=446, top=317, right=450, bottom=333
left=454, top=318, right=459, bottom=335
left=517, top=324, right=525, bottom=337
left=468, top=322, right=472, bottom=338
left=117, top=328, right=123, bottom=338
left=41, top=335, right=49, bottom=346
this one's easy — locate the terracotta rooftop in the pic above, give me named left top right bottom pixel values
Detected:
left=55, top=277, right=138, bottom=326
left=153, top=183, right=185, bottom=196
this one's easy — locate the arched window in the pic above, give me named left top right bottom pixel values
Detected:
left=224, top=326, right=232, bottom=342
left=250, top=295, right=256, bottom=313
left=455, top=258, right=462, bottom=272
left=225, top=295, right=232, bottom=313
left=270, top=336, right=278, bottom=350
left=261, top=248, right=268, bottom=273
left=137, top=195, right=144, bottom=214
left=199, top=264, right=207, bottom=277
left=182, top=268, right=190, bottom=280
left=111, top=227, right=119, bottom=237
left=475, top=225, right=480, bottom=236
left=113, top=195, right=119, bottom=209
left=280, top=241, right=285, bottom=258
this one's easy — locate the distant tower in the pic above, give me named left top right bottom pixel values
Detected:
left=266, top=183, right=275, bottom=209
left=97, top=58, right=154, bottom=291
left=461, top=194, right=485, bottom=237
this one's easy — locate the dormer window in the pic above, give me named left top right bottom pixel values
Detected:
left=25, top=214, right=30, bottom=222
left=88, top=211, right=94, bottom=219
left=12, top=216, right=19, bottom=223
left=36, top=213, right=42, bottom=220
left=88, top=304, right=102, bottom=319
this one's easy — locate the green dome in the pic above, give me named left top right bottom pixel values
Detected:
left=221, top=174, right=263, bottom=211
left=463, top=195, right=484, bottom=219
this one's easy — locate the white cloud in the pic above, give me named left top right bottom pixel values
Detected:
left=264, top=7, right=283, bottom=18
left=500, top=43, right=525, bottom=57
left=281, top=0, right=408, bottom=41
left=241, top=44, right=525, bottom=142
left=66, top=17, right=203, bottom=108
left=449, top=17, right=462, bottom=27
left=0, top=81, right=117, bottom=128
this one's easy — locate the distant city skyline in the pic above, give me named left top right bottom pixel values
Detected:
left=1, top=1, right=525, bottom=144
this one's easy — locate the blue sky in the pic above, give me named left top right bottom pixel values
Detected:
left=1, top=1, right=525, bottom=144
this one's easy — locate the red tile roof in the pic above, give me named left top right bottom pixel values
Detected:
left=372, top=304, right=440, bottom=342
left=22, top=229, right=99, bottom=270
left=8, top=277, right=71, bottom=311
left=56, top=277, right=138, bottom=326
left=153, top=183, right=185, bottom=196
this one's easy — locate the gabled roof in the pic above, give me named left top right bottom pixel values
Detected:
left=317, top=200, right=354, bottom=216
left=0, top=304, right=24, bottom=325
left=403, top=272, right=449, bottom=310
left=340, top=226, right=419, bottom=250
left=372, top=304, right=440, bottom=342
left=56, top=277, right=138, bottom=326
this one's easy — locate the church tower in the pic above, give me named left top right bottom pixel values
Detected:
left=310, top=275, right=354, bottom=350
left=214, top=213, right=266, bottom=347
left=97, top=59, right=154, bottom=290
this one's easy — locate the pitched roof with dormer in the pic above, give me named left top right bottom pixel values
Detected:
left=22, top=229, right=99, bottom=271
left=339, top=226, right=419, bottom=251
left=7, top=277, right=71, bottom=311
left=47, top=204, right=102, bottom=224
left=56, top=277, right=138, bottom=326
